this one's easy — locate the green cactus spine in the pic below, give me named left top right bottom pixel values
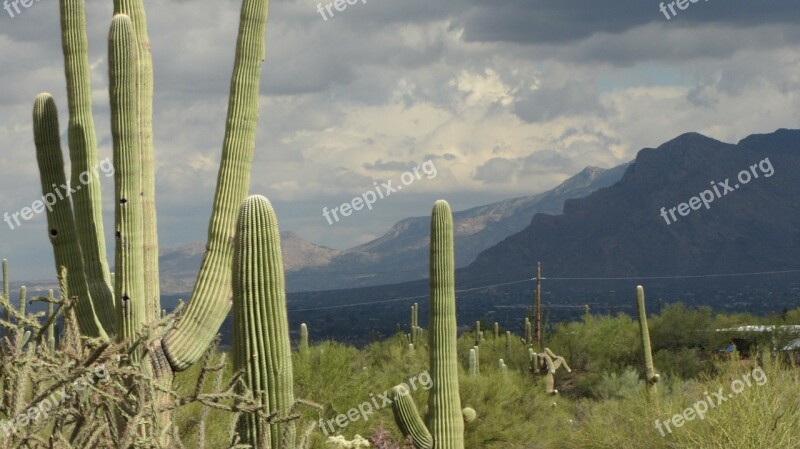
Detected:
left=232, top=195, right=296, bottom=448
left=391, top=200, right=466, bottom=449
left=636, top=285, right=660, bottom=394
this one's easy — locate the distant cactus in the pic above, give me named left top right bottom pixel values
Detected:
left=530, top=348, right=571, bottom=395
left=498, top=359, right=507, bottom=372
left=493, top=322, right=499, bottom=340
left=524, top=318, right=533, bottom=346
left=636, top=285, right=660, bottom=395
left=300, top=322, right=309, bottom=353
left=468, top=348, right=478, bottom=377
left=474, top=321, right=481, bottom=346
left=505, top=331, right=511, bottom=353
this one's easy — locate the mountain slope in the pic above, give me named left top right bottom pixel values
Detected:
left=285, top=163, right=628, bottom=291
left=463, top=129, right=800, bottom=285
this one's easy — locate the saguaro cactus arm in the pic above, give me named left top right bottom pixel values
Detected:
left=59, top=0, right=116, bottom=333
left=164, top=0, right=272, bottom=371
left=391, top=385, right=434, bottom=449
left=33, top=94, right=108, bottom=340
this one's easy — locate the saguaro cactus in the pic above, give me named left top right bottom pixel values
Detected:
left=636, top=285, right=660, bottom=394
left=391, top=200, right=469, bottom=449
left=232, top=195, right=296, bottom=448
left=523, top=318, right=533, bottom=346
left=30, top=0, right=273, bottom=441
left=299, top=322, right=309, bottom=353
left=530, top=348, right=571, bottom=395
left=468, top=348, right=478, bottom=377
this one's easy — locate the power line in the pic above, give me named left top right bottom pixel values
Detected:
left=287, top=268, right=800, bottom=313
left=543, top=268, right=800, bottom=281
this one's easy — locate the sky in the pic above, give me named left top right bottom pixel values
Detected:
left=1, top=0, right=799, bottom=280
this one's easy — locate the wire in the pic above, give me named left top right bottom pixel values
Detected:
left=543, top=269, right=800, bottom=281
left=287, top=268, right=800, bottom=313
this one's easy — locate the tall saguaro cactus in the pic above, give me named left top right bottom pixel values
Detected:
left=392, top=200, right=468, bottom=449
left=109, top=14, right=146, bottom=347
left=31, top=0, right=273, bottom=441
left=232, top=195, right=296, bottom=449
left=636, top=285, right=660, bottom=395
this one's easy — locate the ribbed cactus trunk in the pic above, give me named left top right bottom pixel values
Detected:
left=233, top=196, right=296, bottom=449
left=391, top=200, right=467, bottom=449
left=109, top=14, right=146, bottom=349
left=636, top=285, right=659, bottom=395
left=427, top=200, right=465, bottom=449
left=112, top=0, right=160, bottom=323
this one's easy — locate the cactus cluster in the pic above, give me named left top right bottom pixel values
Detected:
left=24, top=0, right=274, bottom=443
left=406, top=302, right=423, bottom=349
left=523, top=317, right=533, bottom=346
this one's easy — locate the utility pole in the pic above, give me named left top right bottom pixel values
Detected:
left=536, top=261, right=542, bottom=347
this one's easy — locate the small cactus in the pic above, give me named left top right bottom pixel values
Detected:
left=468, top=348, right=478, bottom=377
left=300, top=322, right=309, bottom=353
left=462, top=407, right=477, bottom=425
left=636, top=285, right=660, bottom=395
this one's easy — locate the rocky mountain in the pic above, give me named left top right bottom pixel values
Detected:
left=158, top=232, right=340, bottom=295
left=463, top=129, right=800, bottom=285
left=156, top=163, right=628, bottom=294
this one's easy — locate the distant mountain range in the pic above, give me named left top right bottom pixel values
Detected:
left=464, top=128, right=800, bottom=285
left=157, top=163, right=629, bottom=294
left=281, top=128, right=800, bottom=344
